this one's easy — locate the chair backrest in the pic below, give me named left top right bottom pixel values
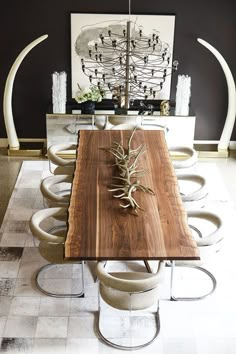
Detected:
left=53, top=165, right=75, bottom=175
left=177, top=174, right=208, bottom=202
left=111, top=123, right=144, bottom=130
left=141, top=122, right=169, bottom=134
left=110, top=122, right=168, bottom=132
left=187, top=210, right=223, bottom=246
left=47, top=143, right=77, bottom=167
left=29, top=207, right=67, bottom=243
left=40, top=174, right=72, bottom=205
left=169, top=146, right=198, bottom=169
left=96, top=261, right=165, bottom=310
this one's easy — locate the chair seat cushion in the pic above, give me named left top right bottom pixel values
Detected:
left=170, top=147, right=197, bottom=169
left=188, top=210, right=223, bottom=246
left=53, top=166, right=75, bottom=175
left=100, top=281, right=160, bottom=311
left=97, top=262, right=165, bottom=311
left=38, top=241, right=80, bottom=264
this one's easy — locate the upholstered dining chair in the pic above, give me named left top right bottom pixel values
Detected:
left=110, top=122, right=144, bottom=130
left=110, top=123, right=197, bottom=169
left=170, top=210, right=223, bottom=301
left=107, top=117, right=179, bottom=136
left=47, top=143, right=77, bottom=175
left=169, top=146, right=198, bottom=169
left=177, top=174, right=208, bottom=209
left=110, top=122, right=169, bottom=133
left=29, top=207, right=84, bottom=298
left=96, top=260, right=165, bottom=350
left=40, top=174, right=72, bottom=208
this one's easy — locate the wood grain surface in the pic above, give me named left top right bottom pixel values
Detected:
left=65, top=130, right=199, bottom=261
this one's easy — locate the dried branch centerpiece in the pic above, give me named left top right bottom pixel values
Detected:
left=104, top=128, right=155, bottom=214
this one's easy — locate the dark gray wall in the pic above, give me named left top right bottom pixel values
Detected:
left=0, top=0, right=235, bottom=140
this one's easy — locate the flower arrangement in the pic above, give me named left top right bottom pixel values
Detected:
left=74, top=85, right=103, bottom=103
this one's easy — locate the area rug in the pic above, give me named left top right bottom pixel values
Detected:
left=0, top=160, right=236, bottom=354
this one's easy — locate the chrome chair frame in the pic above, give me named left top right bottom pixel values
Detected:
left=170, top=261, right=217, bottom=301
left=30, top=207, right=85, bottom=298
left=96, top=261, right=164, bottom=350
left=97, top=284, right=160, bottom=350
left=169, top=211, right=223, bottom=301
left=36, top=262, right=85, bottom=298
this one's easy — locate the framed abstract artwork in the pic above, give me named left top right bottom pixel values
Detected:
left=71, top=13, right=176, bottom=102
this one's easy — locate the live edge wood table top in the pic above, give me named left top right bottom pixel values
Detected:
left=65, top=130, right=199, bottom=261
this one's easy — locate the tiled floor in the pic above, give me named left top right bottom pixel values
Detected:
left=0, top=158, right=236, bottom=353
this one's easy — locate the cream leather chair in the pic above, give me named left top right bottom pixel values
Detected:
left=40, top=174, right=72, bottom=207
left=47, top=143, right=77, bottom=175
left=169, top=146, right=198, bottom=169
left=110, top=122, right=168, bottom=132
left=29, top=207, right=84, bottom=298
left=170, top=210, right=223, bottom=301
left=177, top=174, right=208, bottom=209
left=110, top=122, right=143, bottom=130
left=110, top=123, right=197, bottom=169
left=141, top=122, right=169, bottom=134
left=96, top=261, right=165, bottom=350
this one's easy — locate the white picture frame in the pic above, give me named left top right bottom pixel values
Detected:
left=71, top=13, right=176, bottom=100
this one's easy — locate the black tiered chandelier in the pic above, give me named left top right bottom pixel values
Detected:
left=80, top=1, right=178, bottom=109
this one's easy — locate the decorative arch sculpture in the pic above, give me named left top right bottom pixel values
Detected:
left=3, top=34, right=48, bottom=150
left=197, top=38, right=236, bottom=152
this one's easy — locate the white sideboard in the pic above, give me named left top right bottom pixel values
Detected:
left=46, top=112, right=196, bottom=149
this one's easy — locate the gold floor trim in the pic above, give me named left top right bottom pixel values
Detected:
left=194, top=144, right=229, bottom=158
left=8, top=142, right=44, bottom=157
left=8, top=149, right=43, bottom=157
left=197, top=150, right=229, bottom=158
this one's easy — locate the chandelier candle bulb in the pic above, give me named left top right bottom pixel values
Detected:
left=52, top=71, right=67, bottom=114
left=175, top=75, right=191, bottom=116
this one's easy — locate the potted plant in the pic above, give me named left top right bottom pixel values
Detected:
left=74, top=85, right=104, bottom=114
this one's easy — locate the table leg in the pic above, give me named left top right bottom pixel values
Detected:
left=144, top=260, right=152, bottom=273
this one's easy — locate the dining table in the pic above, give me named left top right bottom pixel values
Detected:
left=64, top=129, right=199, bottom=263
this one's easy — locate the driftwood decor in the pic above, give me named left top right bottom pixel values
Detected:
left=104, top=128, right=155, bottom=214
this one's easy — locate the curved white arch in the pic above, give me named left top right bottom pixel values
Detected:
left=197, top=38, right=236, bottom=151
left=3, top=34, right=48, bottom=150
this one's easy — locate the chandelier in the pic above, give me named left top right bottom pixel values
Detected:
left=80, top=3, right=178, bottom=109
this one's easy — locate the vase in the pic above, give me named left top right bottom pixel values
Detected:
left=80, top=100, right=95, bottom=114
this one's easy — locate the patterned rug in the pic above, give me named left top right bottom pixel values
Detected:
left=0, top=160, right=236, bottom=354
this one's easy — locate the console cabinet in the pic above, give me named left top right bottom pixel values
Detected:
left=46, top=112, right=196, bottom=149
